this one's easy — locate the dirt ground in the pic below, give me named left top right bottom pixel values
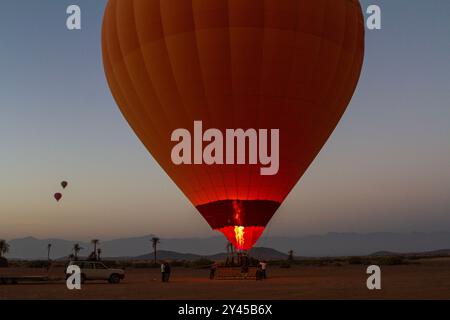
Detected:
left=1, top=258, right=449, bottom=300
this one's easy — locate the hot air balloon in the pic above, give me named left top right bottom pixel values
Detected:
left=54, top=193, right=62, bottom=202
left=102, top=0, right=365, bottom=251
left=61, top=181, right=68, bottom=189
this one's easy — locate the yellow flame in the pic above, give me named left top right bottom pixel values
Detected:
left=234, top=226, right=245, bottom=248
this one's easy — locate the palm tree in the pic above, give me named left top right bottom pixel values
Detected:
left=151, top=237, right=160, bottom=265
left=73, top=243, right=83, bottom=260
left=0, top=240, right=10, bottom=258
left=97, top=248, right=102, bottom=261
left=47, top=243, right=52, bottom=261
left=91, top=239, right=100, bottom=259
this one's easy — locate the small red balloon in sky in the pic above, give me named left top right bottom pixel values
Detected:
left=54, top=193, right=62, bottom=202
left=102, top=0, right=365, bottom=251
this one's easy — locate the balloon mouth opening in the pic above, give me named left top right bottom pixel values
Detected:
left=217, top=226, right=265, bottom=251
left=197, top=199, right=279, bottom=250
left=197, top=199, right=280, bottom=228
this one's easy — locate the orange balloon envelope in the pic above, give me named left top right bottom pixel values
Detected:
left=102, top=0, right=365, bottom=250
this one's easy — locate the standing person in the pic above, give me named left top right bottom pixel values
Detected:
left=256, top=264, right=263, bottom=281
left=161, top=261, right=166, bottom=282
left=240, top=256, right=249, bottom=278
left=164, top=262, right=171, bottom=282
left=260, top=260, right=267, bottom=279
left=210, top=262, right=218, bottom=280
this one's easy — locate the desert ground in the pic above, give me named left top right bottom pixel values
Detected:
left=1, top=258, right=450, bottom=300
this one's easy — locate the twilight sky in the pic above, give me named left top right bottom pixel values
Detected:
left=1, top=0, right=449, bottom=241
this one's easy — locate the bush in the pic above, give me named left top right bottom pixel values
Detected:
left=189, top=258, right=214, bottom=269
left=0, top=257, right=8, bottom=268
left=170, top=260, right=187, bottom=267
left=376, top=256, right=405, bottom=266
left=132, top=262, right=155, bottom=268
left=26, top=260, right=50, bottom=268
left=348, top=257, right=364, bottom=265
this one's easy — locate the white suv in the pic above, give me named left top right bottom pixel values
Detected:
left=67, top=261, right=125, bottom=284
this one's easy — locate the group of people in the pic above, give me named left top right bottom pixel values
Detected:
left=159, top=259, right=268, bottom=282
left=209, top=260, right=268, bottom=280
left=160, top=262, right=171, bottom=282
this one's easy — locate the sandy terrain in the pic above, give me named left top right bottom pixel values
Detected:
left=1, top=258, right=449, bottom=300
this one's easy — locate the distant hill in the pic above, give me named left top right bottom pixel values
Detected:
left=249, top=247, right=288, bottom=260
left=114, top=247, right=287, bottom=261
left=5, top=232, right=450, bottom=260
left=423, top=249, right=450, bottom=256
left=370, top=251, right=400, bottom=257
left=371, top=249, right=450, bottom=257
left=56, top=247, right=450, bottom=262
left=207, top=247, right=288, bottom=261
left=134, top=250, right=201, bottom=261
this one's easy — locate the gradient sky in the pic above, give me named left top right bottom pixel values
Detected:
left=1, top=0, right=449, bottom=241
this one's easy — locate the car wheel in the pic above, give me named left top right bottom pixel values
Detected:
left=108, top=274, right=121, bottom=284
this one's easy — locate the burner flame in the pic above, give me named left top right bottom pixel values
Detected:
left=217, top=226, right=265, bottom=251
left=234, top=226, right=245, bottom=249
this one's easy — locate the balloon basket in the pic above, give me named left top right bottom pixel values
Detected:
left=211, top=249, right=260, bottom=280
left=213, top=266, right=258, bottom=281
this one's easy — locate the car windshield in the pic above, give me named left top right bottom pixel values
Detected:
left=95, top=263, right=107, bottom=269
left=70, top=261, right=95, bottom=269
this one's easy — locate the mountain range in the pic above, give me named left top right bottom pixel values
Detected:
left=4, top=232, right=450, bottom=260
left=131, top=247, right=288, bottom=261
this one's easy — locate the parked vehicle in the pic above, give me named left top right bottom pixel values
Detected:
left=66, top=261, right=125, bottom=284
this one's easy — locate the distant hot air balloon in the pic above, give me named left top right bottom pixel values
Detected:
left=102, top=0, right=365, bottom=250
left=61, top=181, right=68, bottom=189
left=54, top=193, right=62, bottom=202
